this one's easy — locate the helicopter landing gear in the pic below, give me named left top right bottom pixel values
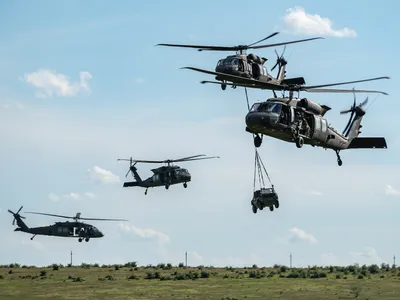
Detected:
left=254, top=134, right=262, bottom=148
left=85, top=237, right=90, bottom=242
left=165, top=184, right=169, bottom=190
left=183, top=182, right=187, bottom=188
left=221, top=83, right=227, bottom=90
left=295, top=136, right=304, bottom=148
left=269, top=206, right=274, bottom=211
left=252, top=205, right=257, bottom=214
left=145, top=188, right=148, bottom=195
left=335, top=150, right=343, bottom=166
left=31, top=234, right=36, bottom=240
left=275, top=200, right=280, bottom=209
left=231, top=85, right=237, bottom=89
left=78, top=238, right=83, bottom=242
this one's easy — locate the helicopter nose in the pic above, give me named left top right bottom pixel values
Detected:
left=246, top=112, right=277, bottom=128
left=99, top=231, right=104, bottom=237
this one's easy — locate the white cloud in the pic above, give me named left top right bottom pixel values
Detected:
left=84, top=192, right=96, bottom=199
left=385, top=184, right=400, bottom=196
left=283, top=7, right=357, bottom=37
left=350, top=247, right=385, bottom=264
left=118, top=223, right=170, bottom=245
left=22, top=69, right=92, bottom=98
left=288, top=227, right=318, bottom=244
left=48, top=192, right=96, bottom=201
left=187, top=251, right=203, bottom=262
left=87, top=166, right=120, bottom=184
left=48, top=193, right=61, bottom=202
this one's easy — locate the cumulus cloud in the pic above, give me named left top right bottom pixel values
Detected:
left=187, top=251, right=203, bottom=262
left=350, top=247, right=385, bottom=264
left=87, top=166, right=120, bottom=184
left=385, top=184, right=400, bottom=196
left=283, top=7, right=357, bottom=37
left=288, top=227, right=318, bottom=244
left=22, top=69, right=92, bottom=98
left=48, top=192, right=96, bottom=201
left=118, top=223, right=170, bottom=245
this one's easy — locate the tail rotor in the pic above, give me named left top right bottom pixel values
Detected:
left=125, top=157, right=138, bottom=178
left=8, top=206, right=25, bottom=226
left=271, top=45, right=287, bottom=72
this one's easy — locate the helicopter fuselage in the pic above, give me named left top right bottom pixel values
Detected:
left=15, top=221, right=104, bottom=241
left=245, top=98, right=352, bottom=151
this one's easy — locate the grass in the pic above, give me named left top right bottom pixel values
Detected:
left=0, top=263, right=400, bottom=299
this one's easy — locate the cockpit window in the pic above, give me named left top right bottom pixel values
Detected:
left=221, top=58, right=238, bottom=65
left=255, top=102, right=282, bottom=114
left=250, top=103, right=260, bottom=112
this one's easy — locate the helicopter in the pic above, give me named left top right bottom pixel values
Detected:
left=244, top=89, right=388, bottom=166
left=8, top=206, right=128, bottom=242
left=117, top=154, right=219, bottom=195
left=157, top=32, right=324, bottom=91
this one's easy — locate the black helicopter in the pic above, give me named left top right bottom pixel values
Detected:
left=8, top=206, right=127, bottom=242
left=117, top=154, right=219, bottom=195
left=157, top=32, right=323, bottom=91
left=245, top=89, right=388, bottom=166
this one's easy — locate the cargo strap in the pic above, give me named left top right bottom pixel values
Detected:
left=253, top=148, right=273, bottom=192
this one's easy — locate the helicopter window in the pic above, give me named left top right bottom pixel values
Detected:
left=250, top=103, right=260, bottom=112
left=321, top=118, right=327, bottom=132
left=314, top=116, right=321, bottom=131
left=258, top=102, right=282, bottom=114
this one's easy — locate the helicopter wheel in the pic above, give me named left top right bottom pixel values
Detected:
left=78, top=238, right=83, bottom=242
left=254, top=135, right=262, bottom=148
left=275, top=200, right=279, bottom=209
left=269, top=206, right=274, bottom=212
left=252, top=205, right=257, bottom=214
left=85, top=237, right=89, bottom=242
left=221, top=83, right=227, bottom=90
left=295, top=136, right=304, bottom=148
left=183, top=183, right=187, bottom=188
left=165, top=185, right=169, bottom=190
left=337, top=159, right=343, bottom=166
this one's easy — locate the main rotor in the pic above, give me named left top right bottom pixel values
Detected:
left=118, top=154, right=220, bottom=167
left=157, top=32, right=323, bottom=55
left=25, top=211, right=128, bottom=222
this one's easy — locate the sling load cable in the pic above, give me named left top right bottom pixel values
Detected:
left=253, top=148, right=274, bottom=192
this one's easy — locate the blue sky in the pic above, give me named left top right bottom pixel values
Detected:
left=0, top=0, right=399, bottom=268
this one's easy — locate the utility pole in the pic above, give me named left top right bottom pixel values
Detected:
left=70, top=250, right=73, bottom=266
left=185, top=251, right=188, bottom=267
left=289, top=253, right=292, bottom=269
left=393, top=255, right=396, bottom=268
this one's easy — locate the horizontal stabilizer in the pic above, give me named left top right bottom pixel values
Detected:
left=348, top=137, right=387, bottom=149
left=123, top=182, right=140, bottom=187
left=281, top=77, right=306, bottom=85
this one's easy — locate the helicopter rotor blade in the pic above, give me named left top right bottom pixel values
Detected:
left=249, top=37, right=324, bottom=50
left=247, top=32, right=279, bottom=47
left=303, top=88, right=388, bottom=95
left=25, top=212, right=74, bottom=219
left=301, top=76, right=390, bottom=90
left=156, top=36, right=322, bottom=52
left=77, top=217, right=128, bottom=221
left=361, top=97, right=369, bottom=107
left=173, top=156, right=220, bottom=162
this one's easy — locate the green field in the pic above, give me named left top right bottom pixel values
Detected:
left=0, top=263, right=399, bottom=299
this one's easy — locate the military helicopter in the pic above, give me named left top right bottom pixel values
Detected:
left=157, top=32, right=323, bottom=91
left=245, top=89, right=388, bottom=166
left=8, top=206, right=127, bottom=242
left=117, top=154, right=219, bottom=195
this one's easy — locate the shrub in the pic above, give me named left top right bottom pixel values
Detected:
left=200, top=271, right=210, bottom=278
left=336, top=274, right=341, bottom=279
left=280, top=265, right=287, bottom=273
left=368, top=264, right=379, bottom=274
left=128, top=275, right=138, bottom=280
left=286, top=272, right=300, bottom=278
left=40, top=270, right=47, bottom=277
left=178, top=262, right=184, bottom=268
left=52, top=264, right=59, bottom=271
